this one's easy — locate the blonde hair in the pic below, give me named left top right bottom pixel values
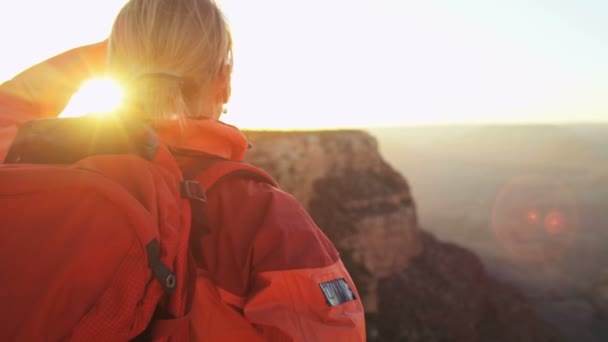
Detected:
left=107, top=0, right=232, bottom=124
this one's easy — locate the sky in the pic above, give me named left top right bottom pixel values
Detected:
left=0, top=0, right=606, bottom=129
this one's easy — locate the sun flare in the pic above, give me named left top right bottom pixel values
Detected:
left=59, top=78, right=124, bottom=118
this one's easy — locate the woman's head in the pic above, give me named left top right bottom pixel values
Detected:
left=108, top=0, right=232, bottom=124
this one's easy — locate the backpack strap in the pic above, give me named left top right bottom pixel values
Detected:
left=177, top=152, right=278, bottom=235
left=191, top=159, right=278, bottom=191
left=176, top=148, right=278, bottom=190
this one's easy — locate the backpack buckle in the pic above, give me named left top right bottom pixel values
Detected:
left=180, top=180, right=207, bottom=203
left=146, top=239, right=177, bottom=295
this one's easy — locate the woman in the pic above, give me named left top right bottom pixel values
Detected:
left=0, top=0, right=365, bottom=340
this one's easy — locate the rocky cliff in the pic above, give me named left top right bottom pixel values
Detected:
left=244, top=130, right=560, bottom=341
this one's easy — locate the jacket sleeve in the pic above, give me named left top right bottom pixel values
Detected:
left=0, top=42, right=106, bottom=160
left=202, top=178, right=367, bottom=341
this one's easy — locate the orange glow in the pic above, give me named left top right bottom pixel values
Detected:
left=526, top=211, right=538, bottom=223
left=544, top=211, right=566, bottom=235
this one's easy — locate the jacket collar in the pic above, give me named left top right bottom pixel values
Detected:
left=155, top=119, right=249, bottom=161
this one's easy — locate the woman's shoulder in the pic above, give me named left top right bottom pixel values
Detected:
left=209, top=175, right=340, bottom=270
left=210, top=174, right=298, bottom=211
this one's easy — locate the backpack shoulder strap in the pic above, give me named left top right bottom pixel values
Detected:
left=173, top=148, right=278, bottom=189
left=180, top=155, right=278, bottom=235
left=192, top=159, right=278, bottom=191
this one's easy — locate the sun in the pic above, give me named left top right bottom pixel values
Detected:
left=59, top=78, right=124, bottom=118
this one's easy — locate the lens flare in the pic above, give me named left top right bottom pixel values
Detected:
left=491, top=174, right=579, bottom=262
left=527, top=210, right=539, bottom=224
left=59, top=78, right=123, bottom=118
left=544, top=211, right=566, bottom=235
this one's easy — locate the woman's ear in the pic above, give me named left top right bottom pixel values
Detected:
left=196, top=64, right=231, bottom=120
left=215, top=64, right=232, bottom=104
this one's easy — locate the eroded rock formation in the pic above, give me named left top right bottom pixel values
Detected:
left=245, top=130, right=421, bottom=313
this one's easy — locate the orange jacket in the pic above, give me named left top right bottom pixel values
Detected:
left=0, top=44, right=366, bottom=341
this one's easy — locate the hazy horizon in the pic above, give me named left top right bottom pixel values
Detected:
left=247, top=121, right=608, bottom=132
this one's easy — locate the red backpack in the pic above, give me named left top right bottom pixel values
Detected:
left=0, top=116, right=275, bottom=341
